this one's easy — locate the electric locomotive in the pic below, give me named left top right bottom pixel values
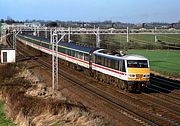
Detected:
left=92, top=49, right=150, bottom=91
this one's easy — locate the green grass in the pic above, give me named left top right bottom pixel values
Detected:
left=128, top=50, right=180, bottom=76
left=0, top=101, right=16, bottom=126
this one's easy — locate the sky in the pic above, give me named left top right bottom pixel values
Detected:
left=0, top=0, right=180, bottom=23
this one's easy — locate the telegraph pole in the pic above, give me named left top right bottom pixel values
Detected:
left=127, top=27, right=129, bottom=43
left=154, top=27, right=157, bottom=43
left=13, top=30, right=16, bottom=49
left=45, top=27, right=48, bottom=38
left=13, top=29, right=21, bottom=55
left=68, top=27, right=71, bottom=42
left=51, top=30, right=66, bottom=91
left=96, top=27, right=100, bottom=48
left=52, top=31, right=58, bottom=90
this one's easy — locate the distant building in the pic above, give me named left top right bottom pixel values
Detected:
left=24, top=22, right=41, bottom=27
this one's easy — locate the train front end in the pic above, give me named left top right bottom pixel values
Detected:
left=124, top=55, right=150, bottom=90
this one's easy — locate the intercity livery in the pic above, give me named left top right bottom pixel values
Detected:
left=17, top=33, right=150, bottom=91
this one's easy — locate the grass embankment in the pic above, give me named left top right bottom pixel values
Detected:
left=0, top=101, right=16, bottom=126
left=0, top=64, right=17, bottom=126
left=128, top=50, right=180, bottom=78
left=0, top=63, right=110, bottom=126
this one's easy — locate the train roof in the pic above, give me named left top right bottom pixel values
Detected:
left=93, top=49, right=148, bottom=61
left=59, top=42, right=95, bottom=53
left=123, top=54, right=148, bottom=60
left=20, top=34, right=96, bottom=53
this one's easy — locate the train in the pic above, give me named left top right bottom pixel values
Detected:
left=17, top=33, right=150, bottom=91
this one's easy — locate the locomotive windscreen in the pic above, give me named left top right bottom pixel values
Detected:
left=127, top=60, right=148, bottom=68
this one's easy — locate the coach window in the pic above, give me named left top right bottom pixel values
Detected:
left=45, top=43, right=49, bottom=48
left=84, top=54, right=89, bottom=61
left=63, top=48, right=66, bottom=53
left=68, top=49, right=71, bottom=56
left=77, top=52, right=80, bottom=58
left=75, top=51, right=78, bottom=58
left=69, top=50, right=72, bottom=56
left=60, top=47, right=65, bottom=53
left=65, top=49, right=68, bottom=55
left=67, top=49, right=70, bottom=56
left=78, top=52, right=83, bottom=59
left=71, top=50, right=75, bottom=57
left=69, top=50, right=71, bottom=56
left=64, top=48, right=67, bottom=54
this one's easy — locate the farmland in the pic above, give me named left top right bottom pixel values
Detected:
left=76, top=33, right=180, bottom=50
left=112, top=34, right=180, bottom=48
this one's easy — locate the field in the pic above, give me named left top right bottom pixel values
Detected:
left=0, top=101, right=16, bottom=126
left=128, top=49, right=180, bottom=77
left=111, top=34, right=180, bottom=49
left=77, top=34, right=180, bottom=50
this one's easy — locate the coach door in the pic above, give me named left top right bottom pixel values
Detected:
left=89, top=53, right=93, bottom=70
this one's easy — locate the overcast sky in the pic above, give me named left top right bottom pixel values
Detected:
left=0, top=0, right=179, bottom=23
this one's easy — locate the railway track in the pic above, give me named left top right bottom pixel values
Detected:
left=13, top=36, right=157, bottom=126
left=7, top=35, right=180, bottom=126
left=150, top=75, right=180, bottom=92
left=147, top=74, right=180, bottom=107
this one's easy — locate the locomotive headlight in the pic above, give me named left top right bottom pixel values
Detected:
left=129, top=74, right=136, bottom=78
left=143, top=74, right=150, bottom=78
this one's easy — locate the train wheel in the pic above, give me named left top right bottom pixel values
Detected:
left=122, top=82, right=129, bottom=92
left=121, top=81, right=126, bottom=90
left=140, top=85, right=146, bottom=92
left=124, top=85, right=129, bottom=92
left=134, top=84, right=141, bottom=92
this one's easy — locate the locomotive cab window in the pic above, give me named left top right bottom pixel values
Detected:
left=127, top=60, right=148, bottom=68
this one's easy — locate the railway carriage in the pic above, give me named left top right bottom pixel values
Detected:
left=17, top=34, right=94, bottom=69
left=17, top=33, right=150, bottom=91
